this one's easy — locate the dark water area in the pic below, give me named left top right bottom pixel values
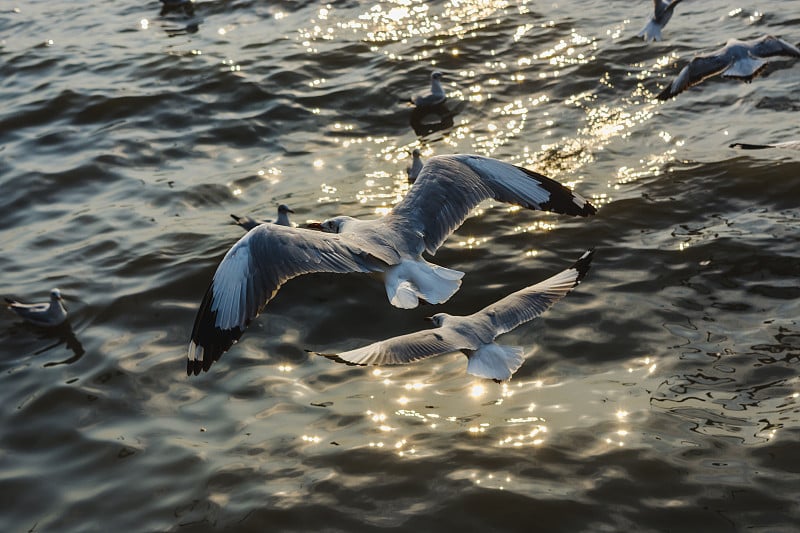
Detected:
left=1, top=1, right=799, bottom=531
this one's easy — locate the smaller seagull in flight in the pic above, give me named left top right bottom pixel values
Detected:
left=657, top=35, right=800, bottom=100
left=314, top=250, right=594, bottom=382
left=638, top=0, right=686, bottom=42
left=230, top=204, right=294, bottom=231
left=5, top=288, right=68, bottom=327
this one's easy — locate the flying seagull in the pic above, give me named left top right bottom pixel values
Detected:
left=657, top=35, right=800, bottom=100
left=407, top=149, right=424, bottom=184
left=187, top=154, right=597, bottom=375
left=638, top=0, right=685, bottom=42
left=230, top=204, right=294, bottom=231
left=5, top=288, right=68, bottom=327
left=730, top=140, right=800, bottom=150
left=315, top=250, right=594, bottom=381
left=410, top=71, right=446, bottom=107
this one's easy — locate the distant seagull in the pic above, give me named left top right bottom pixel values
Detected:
left=657, top=35, right=800, bottom=100
left=315, top=250, right=594, bottom=381
left=407, top=149, right=424, bottom=184
left=5, top=289, right=68, bottom=327
left=187, top=154, right=597, bottom=374
left=637, top=0, right=685, bottom=42
left=730, top=140, right=800, bottom=150
left=410, top=71, right=446, bottom=107
left=230, top=204, right=294, bottom=231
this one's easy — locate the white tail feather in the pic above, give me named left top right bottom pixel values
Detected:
left=384, top=260, right=464, bottom=309
left=637, top=19, right=662, bottom=42
left=466, top=344, right=525, bottom=381
left=723, top=57, right=766, bottom=79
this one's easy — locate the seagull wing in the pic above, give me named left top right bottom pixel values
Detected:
left=188, top=225, right=392, bottom=374
left=319, top=327, right=472, bottom=367
left=750, top=35, right=800, bottom=58
left=658, top=52, right=732, bottom=99
left=475, top=249, right=594, bottom=336
left=387, top=154, right=596, bottom=255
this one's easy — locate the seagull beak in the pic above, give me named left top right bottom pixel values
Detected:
left=306, top=222, right=323, bottom=230
left=288, top=208, right=295, bottom=213
left=424, top=316, right=433, bottom=322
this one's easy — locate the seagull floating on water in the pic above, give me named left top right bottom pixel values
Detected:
left=5, top=289, right=68, bottom=327
left=657, top=35, right=800, bottom=100
left=187, top=154, right=597, bottom=374
left=730, top=140, right=800, bottom=150
left=315, top=250, right=594, bottom=381
left=406, top=149, right=424, bottom=184
left=230, top=204, right=294, bottom=231
left=410, top=71, right=446, bottom=107
left=637, top=0, right=685, bottom=42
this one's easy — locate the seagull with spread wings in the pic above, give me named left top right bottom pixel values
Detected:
left=187, top=154, right=596, bottom=375
left=657, top=35, right=800, bottom=100
left=315, top=250, right=594, bottom=381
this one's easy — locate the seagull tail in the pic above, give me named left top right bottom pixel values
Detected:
left=385, top=260, right=464, bottom=309
left=637, top=19, right=662, bottom=42
left=466, top=344, right=525, bottom=381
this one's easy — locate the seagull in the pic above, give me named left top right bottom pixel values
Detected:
left=410, top=71, right=446, bottom=107
left=5, top=289, right=68, bottom=327
left=637, top=0, right=685, bottom=42
left=406, top=149, right=424, bottom=184
left=230, top=204, right=294, bottom=231
left=315, top=250, right=594, bottom=381
left=187, top=154, right=597, bottom=375
left=730, top=140, right=800, bottom=150
left=657, top=35, right=800, bottom=100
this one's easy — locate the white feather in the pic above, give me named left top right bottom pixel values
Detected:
left=466, top=344, right=525, bottom=381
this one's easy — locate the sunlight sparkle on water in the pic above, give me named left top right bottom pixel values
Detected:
left=470, top=383, right=487, bottom=398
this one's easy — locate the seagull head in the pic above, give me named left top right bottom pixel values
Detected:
left=411, top=148, right=421, bottom=157
left=50, top=289, right=63, bottom=301
left=317, top=215, right=355, bottom=234
left=425, top=313, right=449, bottom=327
left=431, top=71, right=443, bottom=81
left=277, top=204, right=295, bottom=214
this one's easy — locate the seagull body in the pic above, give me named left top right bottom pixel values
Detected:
left=730, top=140, right=800, bottom=150
left=317, top=250, right=594, bottom=381
left=5, top=289, right=67, bottom=327
left=638, top=0, right=685, bottom=42
left=411, top=71, right=446, bottom=107
left=230, top=204, right=294, bottom=231
left=188, top=154, right=596, bottom=374
left=407, top=149, right=424, bottom=184
left=657, top=35, right=800, bottom=100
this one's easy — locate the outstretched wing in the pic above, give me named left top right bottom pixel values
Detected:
left=750, top=35, right=800, bottom=59
left=188, top=225, right=391, bottom=375
left=317, top=327, right=471, bottom=367
left=387, top=154, right=596, bottom=255
left=476, top=249, right=594, bottom=336
left=658, top=52, right=732, bottom=100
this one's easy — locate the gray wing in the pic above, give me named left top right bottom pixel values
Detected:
left=188, top=225, right=392, bottom=375
left=749, top=35, right=800, bottom=58
left=475, top=249, right=593, bottom=336
left=319, top=328, right=472, bottom=366
left=658, top=52, right=732, bottom=99
left=386, top=154, right=596, bottom=255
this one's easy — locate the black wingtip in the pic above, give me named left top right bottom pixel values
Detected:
left=187, top=283, right=246, bottom=376
left=571, top=248, right=595, bottom=284
left=518, top=166, right=598, bottom=217
left=310, top=350, right=367, bottom=368
left=729, top=143, right=771, bottom=150
left=656, top=85, right=674, bottom=101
